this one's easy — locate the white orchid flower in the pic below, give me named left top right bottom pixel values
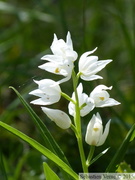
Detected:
left=78, top=47, right=112, bottom=81
left=29, top=79, right=61, bottom=105
left=90, top=85, right=120, bottom=107
left=39, top=59, right=74, bottom=84
left=85, top=113, right=111, bottom=146
left=39, top=32, right=78, bottom=84
left=41, top=107, right=71, bottom=129
left=50, top=31, right=78, bottom=62
left=68, top=83, right=95, bottom=117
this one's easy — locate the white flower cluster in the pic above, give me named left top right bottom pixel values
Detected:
left=29, top=32, right=120, bottom=146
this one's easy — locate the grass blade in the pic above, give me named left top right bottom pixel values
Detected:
left=0, top=121, right=78, bottom=180
left=0, top=151, right=8, bottom=180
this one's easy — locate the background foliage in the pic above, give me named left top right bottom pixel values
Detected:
left=0, top=0, right=135, bottom=179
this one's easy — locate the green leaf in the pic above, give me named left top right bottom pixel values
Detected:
left=9, top=87, right=71, bottom=179
left=9, top=86, right=70, bottom=166
left=43, top=162, right=60, bottom=180
left=0, top=151, right=8, bottom=180
left=90, top=148, right=110, bottom=166
left=116, top=162, right=134, bottom=173
left=0, top=121, right=78, bottom=180
left=13, top=153, right=28, bottom=180
left=130, top=129, right=135, bottom=142
left=106, top=123, right=135, bottom=172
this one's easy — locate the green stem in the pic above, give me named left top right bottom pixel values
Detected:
left=61, top=92, right=76, bottom=104
left=72, top=70, right=88, bottom=173
left=71, top=124, right=78, bottom=135
left=86, top=146, right=95, bottom=167
left=77, top=136, right=88, bottom=173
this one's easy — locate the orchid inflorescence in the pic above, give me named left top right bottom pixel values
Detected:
left=29, top=32, right=120, bottom=170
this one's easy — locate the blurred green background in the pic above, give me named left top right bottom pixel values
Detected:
left=0, top=0, right=135, bottom=179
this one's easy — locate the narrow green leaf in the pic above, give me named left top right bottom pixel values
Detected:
left=0, top=151, right=8, bottom=180
left=13, top=153, right=28, bottom=180
left=0, top=121, right=78, bottom=180
left=9, top=86, right=70, bottom=166
left=130, top=129, right=135, bottom=142
left=90, top=148, right=110, bottom=166
left=106, top=123, right=135, bottom=172
left=43, top=162, right=60, bottom=180
left=9, top=86, right=53, bottom=151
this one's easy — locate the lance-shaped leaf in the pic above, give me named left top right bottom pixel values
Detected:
left=9, top=87, right=70, bottom=166
left=43, top=162, right=60, bottom=180
left=0, top=121, right=78, bottom=180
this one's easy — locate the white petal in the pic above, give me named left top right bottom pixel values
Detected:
left=68, top=102, right=75, bottom=116
left=41, top=107, right=71, bottom=129
left=35, top=79, right=61, bottom=94
left=79, top=47, right=97, bottom=69
left=97, top=119, right=111, bottom=146
left=92, top=85, right=112, bottom=92
left=66, top=31, right=73, bottom=49
left=77, top=83, right=83, bottom=95
left=39, top=62, right=60, bottom=73
left=96, top=98, right=121, bottom=107
left=41, top=55, right=63, bottom=62
left=30, top=93, right=60, bottom=105
left=65, top=50, right=78, bottom=61
left=91, top=121, right=103, bottom=145
left=30, top=98, right=46, bottom=105
left=39, top=62, right=64, bottom=75
left=30, top=98, right=52, bottom=105
left=51, top=34, right=59, bottom=54
left=85, top=114, right=96, bottom=145
left=95, top=59, right=112, bottom=71
left=56, top=74, right=72, bottom=84
left=80, top=96, right=95, bottom=117
left=81, top=56, right=98, bottom=71
left=29, top=89, right=43, bottom=97
left=96, top=112, right=102, bottom=120
left=80, top=74, right=103, bottom=81
left=82, top=59, right=112, bottom=77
